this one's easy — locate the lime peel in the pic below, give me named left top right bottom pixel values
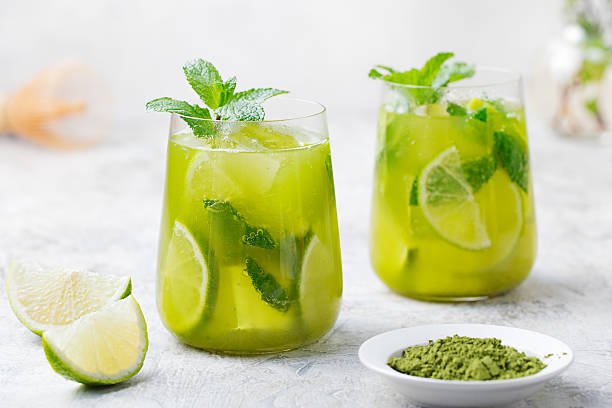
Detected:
left=161, top=221, right=216, bottom=334
left=42, top=296, right=148, bottom=385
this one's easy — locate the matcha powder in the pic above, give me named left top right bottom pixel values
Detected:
left=388, top=335, right=547, bottom=381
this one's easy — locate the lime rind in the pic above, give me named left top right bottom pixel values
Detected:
left=161, top=221, right=216, bottom=334
left=298, top=236, right=341, bottom=331
left=419, top=147, right=491, bottom=250
left=6, top=260, right=132, bottom=335
left=41, top=296, right=148, bottom=385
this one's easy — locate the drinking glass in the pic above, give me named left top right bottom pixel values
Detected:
left=370, top=69, right=537, bottom=301
left=157, top=98, right=342, bottom=353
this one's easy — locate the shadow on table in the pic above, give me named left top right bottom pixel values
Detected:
left=72, top=373, right=152, bottom=398
left=477, top=271, right=599, bottom=313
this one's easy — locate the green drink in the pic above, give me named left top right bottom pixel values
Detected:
left=369, top=54, right=536, bottom=300
left=149, top=60, right=341, bottom=353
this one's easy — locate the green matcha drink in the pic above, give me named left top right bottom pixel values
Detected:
left=148, top=60, right=342, bottom=353
left=369, top=53, right=536, bottom=301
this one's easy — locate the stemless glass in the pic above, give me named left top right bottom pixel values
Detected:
left=370, top=69, right=537, bottom=301
left=156, top=98, right=342, bottom=353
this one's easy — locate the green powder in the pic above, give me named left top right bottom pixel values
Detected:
left=388, top=335, right=547, bottom=381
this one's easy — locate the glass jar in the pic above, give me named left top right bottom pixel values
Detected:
left=157, top=98, right=342, bottom=353
left=370, top=69, right=537, bottom=301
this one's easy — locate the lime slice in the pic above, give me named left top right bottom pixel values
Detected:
left=42, top=296, right=148, bottom=385
left=161, top=221, right=215, bottom=334
left=185, top=151, right=241, bottom=203
left=419, top=147, right=491, bottom=250
left=298, top=236, right=341, bottom=328
left=6, top=260, right=131, bottom=335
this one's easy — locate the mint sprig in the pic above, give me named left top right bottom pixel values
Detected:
left=146, top=59, right=288, bottom=137
left=369, top=52, right=475, bottom=106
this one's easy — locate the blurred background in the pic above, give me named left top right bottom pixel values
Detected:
left=0, top=0, right=564, bottom=130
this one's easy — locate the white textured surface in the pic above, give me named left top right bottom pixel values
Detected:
left=1, top=116, right=611, bottom=407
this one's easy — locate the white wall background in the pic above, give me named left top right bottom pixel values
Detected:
left=0, top=0, right=564, bottom=125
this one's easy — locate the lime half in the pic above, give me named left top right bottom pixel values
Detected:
left=161, top=221, right=215, bottom=334
left=42, top=296, right=148, bottom=385
left=6, top=260, right=131, bottom=335
left=419, top=147, right=491, bottom=250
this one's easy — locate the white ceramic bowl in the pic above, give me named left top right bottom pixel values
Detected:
left=358, top=324, right=573, bottom=408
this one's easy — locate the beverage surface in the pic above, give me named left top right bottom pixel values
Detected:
left=370, top=97, right=536, bottom=300
left=157, top=124, right=342, bottom=352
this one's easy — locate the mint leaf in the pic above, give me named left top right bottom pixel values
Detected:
left=245, top=257, right=290, bottom=312
left=419, top=52, right=455, bottom=86
left=232, top=88, right=288, bottom=103
left=370, top=52, right=475, bottom=106
left=462, top=156, right=497, bottom=192
left=216, top=88, right=288, bottom=121
left=368, top=65, right=396, bottom=79
left=220, top=76, right=237, bottom=106
left=473, top=107, right=487, bottom=122
left=494, top=132, right=529, bottom=192
left=409, top=178, right=419, bottom=206
left=435, top=62, right=476, bottom=86
left=217, top=102, right=265, bottom=121
left=378, top=52, right=453, bottom=87
left=447, top=103, right=467, bottom=116
left=183, top=59, right=228, bottom=109
left=145, top=97, right=213, bottom=137
left=203, top=199, right=276, bottom=249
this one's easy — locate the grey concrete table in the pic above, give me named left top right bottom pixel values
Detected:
left=0, top=115, right=610, bottom=407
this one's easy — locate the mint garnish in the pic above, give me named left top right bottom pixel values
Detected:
left=146, top=59, right=288, bottom=137
left=447, top=103, right=467, bottom=116
left=409, top=178, right=419, bottom=206
left=216, top=88, right=288, bottom=121
left=145, top=98, right=214, bottom=136
left=182, top=59, right=236, bottom=110
left=473, top=107, right=487, bottom=122
left=462, top=156, right=497, bottom=192
left=245, top=257, right=290, bottom=312
left=203, top=199, right=276, bottom=249
left=369, top=52, right=475, bottom=106
left=494, top=132, right=529, bottom=192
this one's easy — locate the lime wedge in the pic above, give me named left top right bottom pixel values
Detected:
left=298, top=236, right=341, bottom=328
left=161, top=221, right=216, bottom=334
left=6, top=260, right=131, bottom=335
left=419, top=147, right=491, bottom=250
left=42, top=296, right=148, bottom=385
